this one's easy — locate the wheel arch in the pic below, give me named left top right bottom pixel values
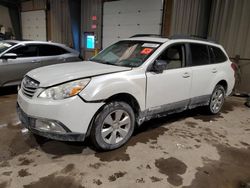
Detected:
left=104, top=93, right=141, bottom=117
left=216, top=80, right=228, bottom=93
left=85, top=92, right=141, bottom=137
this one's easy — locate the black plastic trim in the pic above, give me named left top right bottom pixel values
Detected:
left=77, top=94, right=104, bottom=103
left=137, top=95, right=211, bottom=125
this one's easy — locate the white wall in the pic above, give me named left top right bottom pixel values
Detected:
left=0, top=5, right=13, bottom=30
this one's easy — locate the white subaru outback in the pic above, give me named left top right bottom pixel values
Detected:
left=17, top=36, right=235, bottom=150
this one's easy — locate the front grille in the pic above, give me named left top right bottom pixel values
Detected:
left=21, top=76, right=39, bottom=98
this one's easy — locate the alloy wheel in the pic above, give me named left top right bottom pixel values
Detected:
left=101, top=110, right=131, bottom=145
left=210, top=88, right=224, bottom=113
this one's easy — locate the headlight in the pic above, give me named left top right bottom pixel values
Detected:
left=38, top=78, right=90, bottom=100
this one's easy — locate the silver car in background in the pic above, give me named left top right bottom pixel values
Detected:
left=0, top=40, right=82, bottom=87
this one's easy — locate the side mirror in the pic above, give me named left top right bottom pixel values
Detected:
left=1, top=53, right=17, bottom=59
left=152, top=60, right=167, bottom=73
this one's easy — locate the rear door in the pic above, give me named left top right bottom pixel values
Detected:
left=146, top=43, right=192, bottom=113
left=188, top=43, right=215, bottom=106
left=37, top=44, right=73, bottom=66
left=0, top=44, right=39, bottom=86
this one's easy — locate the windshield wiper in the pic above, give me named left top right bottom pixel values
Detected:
left=89, top=59, right=109, bottom=64
left=90, top=59, right=132, bottom=68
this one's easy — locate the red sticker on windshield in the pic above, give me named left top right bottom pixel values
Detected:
left=140, top=48, right=153, bottom=55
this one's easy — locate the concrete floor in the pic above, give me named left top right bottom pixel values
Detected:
left=0, top=87, right=250, bottom=188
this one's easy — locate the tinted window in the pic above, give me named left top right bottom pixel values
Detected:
left=190, top=43, right=210, bottom=66
left=157, top=44, right=184, bottom=69
left=38, top=45, right=68, bottom=56
left=210, top=46, right=227, bottom=63
left=10, top=45, right=38, bottom=57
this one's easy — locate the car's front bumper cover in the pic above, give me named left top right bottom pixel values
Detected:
left=17, top=104, right=86, bottom=141
left=17, top=89, right=104, bottom=142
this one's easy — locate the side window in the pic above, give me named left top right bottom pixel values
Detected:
left=190, top=43, right=210, bottom=66
left=157, top=44, right=185, bottom=69
left=38, top=45, right=68, bottom=56
left=9, top=45, right=38, bottom=58
left=211, top=46, right=227, bottom=63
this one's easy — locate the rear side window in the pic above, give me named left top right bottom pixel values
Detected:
left=190, top=43, right=210, bottom=66
left=209, top=46, right=227, bottom=63
left=38, top=45, right=68, bottom=56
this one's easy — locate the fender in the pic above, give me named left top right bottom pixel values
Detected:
left=79, top=69, right=147, bottom=110
left=209, top=63, right=234, bottom=96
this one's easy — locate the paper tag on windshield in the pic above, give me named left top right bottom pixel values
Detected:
left=140, top=48, right=153, bottom=55
left=142, top=43, right=160, bottom=48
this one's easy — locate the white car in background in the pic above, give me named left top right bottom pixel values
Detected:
left=17, top=36, right=235, bottom=150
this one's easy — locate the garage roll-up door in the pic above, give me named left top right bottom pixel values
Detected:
left=21, top=10, right=47, bottom=41
left=103, top=0, right=163, bottom=48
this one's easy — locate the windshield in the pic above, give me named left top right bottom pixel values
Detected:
left=90, top=41, right=161, bottom=67
left=0, top=42, right=15, bottom=54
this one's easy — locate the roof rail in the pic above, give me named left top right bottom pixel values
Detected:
left=169, top=34, right=216, bottom=43
left=130, top=34, right=162, bottom=38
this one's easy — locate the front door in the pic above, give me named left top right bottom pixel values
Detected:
left=146, top=43, right=192, bottom=113
left=0, top=45, right=40, bottom=86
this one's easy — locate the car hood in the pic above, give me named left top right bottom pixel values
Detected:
left=27, top=61, right=131, bottom=87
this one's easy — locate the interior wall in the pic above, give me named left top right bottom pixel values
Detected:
left=49, top=0, right=73, bottom=47
left=0, top=5, right=13, bottom=31
left=168, top=0, right=250, bottom=93
left=21, top=0, right=73, bottom=47
left=21, top=0, right=46, bottom=11
left=170, top=0, right=212, bottom=38
left=208, top=0, right=250, bottom=58
left=69, top=0, right=81, bottom=51
left=208, top=0, right=250, bottom=93
left=81, top=0, right=102, bottom=59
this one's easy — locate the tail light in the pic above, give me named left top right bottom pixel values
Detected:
left=231, top=62, right=238, bottom=72
left=231, top=62, right=238, bottom=79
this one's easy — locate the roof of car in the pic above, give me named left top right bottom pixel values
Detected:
left=125, top=35, right=221, bottom=47
left=1, top=40, right=79, bottom=54
left=126, top=37, right=169, bottom=43
left=3, top=40, right=67, bottom=47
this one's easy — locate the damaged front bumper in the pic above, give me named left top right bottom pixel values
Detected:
left=16, top=89, right=104, bottom=142
left=17, top=104, right=86, bottom=141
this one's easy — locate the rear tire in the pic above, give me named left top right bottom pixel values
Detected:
left=90, top=101, right=135, bottom=151
left=207, top=85, right=225, bottom=114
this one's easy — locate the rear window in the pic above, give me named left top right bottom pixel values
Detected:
left=209, top=46, right=227, bottom=63
left=190, top=43, right=210, bottom=66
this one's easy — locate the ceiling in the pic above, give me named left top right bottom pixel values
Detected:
left=0, top=0, right=21, bottom=7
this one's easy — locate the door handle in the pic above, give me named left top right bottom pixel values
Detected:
left=32, top=60, right=40, bottom=63
left=182, top=72, right=190, bottom=78
left=212, top=68, right=217, bottom=73
left=59, top=58, right=66, bottom=62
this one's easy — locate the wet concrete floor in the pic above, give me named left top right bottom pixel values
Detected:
left=0, top=86, right=250, bottom=188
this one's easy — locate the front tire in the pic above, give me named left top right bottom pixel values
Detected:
left=207, top=85, right=225, bottom=114
left=90, top=101, right=135, bottom=150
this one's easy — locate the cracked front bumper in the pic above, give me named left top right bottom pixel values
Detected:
left=17, top=90, right=104, bottom=141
